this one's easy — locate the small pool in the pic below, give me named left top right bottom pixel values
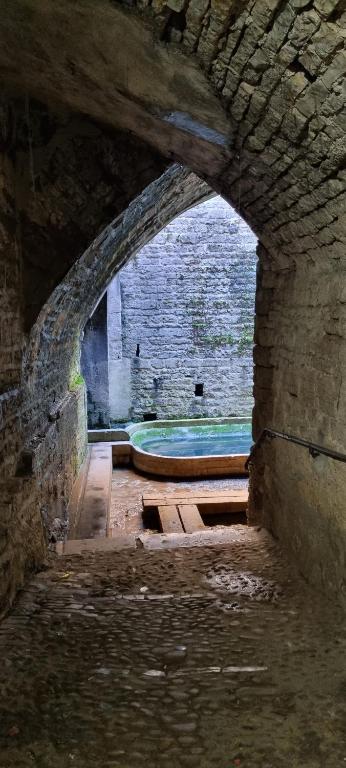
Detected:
left=132, top=422, right=252, bottom=458
left=128, top=418, right=251, bottom=478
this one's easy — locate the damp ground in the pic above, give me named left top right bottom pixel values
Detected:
left=0, top=529, right=345, bottom=768
left=109, top=467, right=248, bottom=534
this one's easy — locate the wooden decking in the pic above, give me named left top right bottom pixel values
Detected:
left=57, top=447, right=248, bottom=554
left=143, top=488, right=248, bottom=533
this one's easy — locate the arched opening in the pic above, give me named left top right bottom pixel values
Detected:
left=77, top=193, right=257, bottom=537
left=81, top=195, right=257, bottom=427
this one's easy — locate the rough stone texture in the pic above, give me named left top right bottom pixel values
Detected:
left=115, top=196, right=256, bottom=421
left=81, top=295, right=110, bottom=428
left=0, top=145, right=23, bottom=392
left=0, top=96, right=169, bottom=615
left=12, top=99, right=168, bottom=330
left=0, top=0, right=346, bottom=606
left=107, top=278, right=132, bottom=423
left=82, top=196, right=257, bottom=425
left=0, top=166, right=210, bottom=614
left=0, top=538, right=345, bottom=766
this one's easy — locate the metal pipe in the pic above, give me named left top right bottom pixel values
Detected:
left=245, top=428, right=346, bottom=471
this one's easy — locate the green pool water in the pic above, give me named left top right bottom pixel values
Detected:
left=131, top=421, right=252, bottom=458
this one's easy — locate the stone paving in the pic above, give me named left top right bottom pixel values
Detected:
left=0, top=528, right=345, bottom=768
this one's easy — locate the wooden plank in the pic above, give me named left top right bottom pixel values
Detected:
left=158, top=505, right=184, bottom=534
left=143, top=489, right=244, bottom=500
left=143, top=490, right=248, bottom=502
left=143, top=490, right=248, bottom=511
left=143, top=495, right=247, bottom=507
left=178, top=504, right=205, bottom=533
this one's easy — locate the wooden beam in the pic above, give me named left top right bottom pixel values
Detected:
left=158, top=505, right=184, bottom=533
left=178, top=504, right=205, bottom=533
left=142, top=489, right=245, bottom=500
left=143, top=489, right=248, bottom=515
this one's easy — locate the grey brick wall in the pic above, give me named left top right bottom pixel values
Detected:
left=111, top=196, right=257, bottom=420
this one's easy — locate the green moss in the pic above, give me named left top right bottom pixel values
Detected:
left=237, top=326, right=254, bottom=354
left=69, top=373, right=85, bottom=391
left=201, top=333, right=235, bottom=347
left=188, top=298, right=204, bottom=307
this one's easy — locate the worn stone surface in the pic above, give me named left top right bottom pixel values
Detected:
left=105, top=196, right=257, bottom=422
left=81, top=295, right=110, bottom=428
left=0, top=0, right=346, bottom=609
left=0, top=538, right=345, bottom=766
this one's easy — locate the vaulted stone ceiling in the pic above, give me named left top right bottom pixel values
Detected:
left=0, top=0, right=345, bottom=255
left=1, top=100, right=168, bottom=328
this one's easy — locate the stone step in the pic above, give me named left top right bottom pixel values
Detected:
left=68, top=443, right=113, bottom=539
left=56, top=534, right=136, bottom=555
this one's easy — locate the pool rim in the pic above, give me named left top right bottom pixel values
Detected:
left=127, top=416, right=251, bottom=478
left=128, top=416, right=252, bottom=459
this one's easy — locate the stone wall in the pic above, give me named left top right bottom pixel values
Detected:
left=103, top=196, right=257, bottom=422
left=251, top=240, right=346, bottom=602
left=0, top=95, right=169, bottom=616
left=0, top=140, right=46, bottom=613
left=81, top=295, right=110, bottom=428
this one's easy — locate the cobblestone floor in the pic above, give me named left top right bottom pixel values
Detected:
left=110, top=467, right=248, bottom=534
left=0, top=530, right=345, bottom=768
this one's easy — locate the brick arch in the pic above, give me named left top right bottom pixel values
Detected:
left=24, top=166, right=211, bottom=406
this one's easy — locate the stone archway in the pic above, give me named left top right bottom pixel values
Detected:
left=0, top=166, right=209, bottom=612
left=24, top=166, right=210, bottom=416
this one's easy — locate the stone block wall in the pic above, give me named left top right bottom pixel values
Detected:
left=0, top=95, right=170, bottom=616
left=251, top=240, right=346, bottom=603
left=86, top=196, right=257, bottom=424
left=81, top=295, right=110, bottom=428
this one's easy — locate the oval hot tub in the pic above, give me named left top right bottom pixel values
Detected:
left=128, top=417, right=251, bottom=478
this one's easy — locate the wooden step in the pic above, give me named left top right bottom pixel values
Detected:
left=158, top=505, right=184, bottom=534
left=178, top=504, right=205, bottom=533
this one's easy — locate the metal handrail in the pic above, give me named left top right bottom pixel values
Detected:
left=245, top=427, right=346, bottom=471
